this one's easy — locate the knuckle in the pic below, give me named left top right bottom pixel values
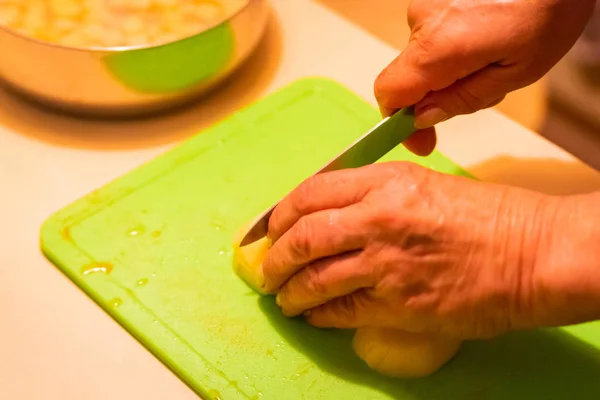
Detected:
left=409, top=34, right=441, bottom=73
left=333, top=292, right=373, bottom=325
left=385, top=161, right=427, bottom=192
left=391, top=160, right=418, bottom=175
left=261, top=254, right=280, bottom=292
left=334, top=296, right=358, bottom=322
left=452, top=86, right=488, bottom=114
left=290, top=217, right=313, bottom=259
left=354, top=291, right=375, bottom=312
left=411, top=34, right=435, bottom=59
left=304, top=266, right=328, bottom=298
left=369, top=205, right=401, bottom=231
left=365, top=163, right=430, bottom=230
left=267, top=211, right=283, bottom=241
left=370, top=161, right=413, bottom=181
left=292, top=178, right=316, bottom=214
left=374, top=67, right=394, bottom=101
left=407, top=0, right=429, bottom=29
left=406, top=6, right=420, bottom=29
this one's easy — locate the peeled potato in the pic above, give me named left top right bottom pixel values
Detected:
left=231, top=221, right=462, bottom=378
left=232, top=220, right=271, bottom=294
left=353, top=327, right=461, bottom=378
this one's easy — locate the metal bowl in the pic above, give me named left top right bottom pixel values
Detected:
left=0, top=0, right=270, bottom=117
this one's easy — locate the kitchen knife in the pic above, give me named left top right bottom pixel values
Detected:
left=239, top=108, right=416, bottom=247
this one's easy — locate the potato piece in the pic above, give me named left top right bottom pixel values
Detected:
left=353, top=327, right=462, bottom=378
left=1, top=0, right=249, bottom=48
left=232, top=220, right=271, bottom=294
left=232, top=220, right=462, bottom=378
left=0, top=4, right=22, bottom=27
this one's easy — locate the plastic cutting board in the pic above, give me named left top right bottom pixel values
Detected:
left=41, top=77, right=600, bottom=400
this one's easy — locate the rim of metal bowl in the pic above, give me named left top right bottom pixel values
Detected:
left=0, top=0, right=258, bottom=53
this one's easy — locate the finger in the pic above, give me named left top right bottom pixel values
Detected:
left=263, top=204, right=371, bottom=293
left=305, top=290, right=376, bottom=329
left=402, top=127, right=437, bottom=156
left=307, top=294, right=438, bottom=332
left=374, top=38, right=491, bottom=113
left=407, top=0, right=444, bottom=29
left=377, top=106, right=436, bottom=155
left=268, top=164, right=395, bottom=242
left=406, top=1, right=423, bottom=30
left=486, top=95, right=506, bottom=109
left=378, top=104, right=395, bottom=118
left=276, top=251, right=375, bottom=317
left=413, top=65, right=522, bottom=129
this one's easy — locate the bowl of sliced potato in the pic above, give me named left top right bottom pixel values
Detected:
left=0, top=0, right=270, bottom=116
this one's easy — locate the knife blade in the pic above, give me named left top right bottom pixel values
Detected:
left=239, top=108, right=416, bottom=247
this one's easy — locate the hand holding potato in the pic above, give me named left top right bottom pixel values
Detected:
left=261, top=162, right=555, bottom=339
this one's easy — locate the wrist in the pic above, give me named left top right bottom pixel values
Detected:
left=531, top=192, right=600, bottom=328
left=491, top=187, right=559, bottom=331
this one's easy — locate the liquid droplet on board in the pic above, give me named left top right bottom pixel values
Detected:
left=210, top=220, right=224, bottom=231
left=127, top=225, right=146, bottom=237
left=81, top=262, right=113, bottom=276
left=110, top=298, right=122, bottom=308
left=136, top=278, right=148, bottom=286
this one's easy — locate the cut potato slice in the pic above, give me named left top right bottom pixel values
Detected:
left=232, top=220, right=271, bottom=294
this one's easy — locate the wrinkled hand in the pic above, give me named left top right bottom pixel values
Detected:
left=377, top=0, right=595, bottom=156
left=262, top=162, right=555, bottom=339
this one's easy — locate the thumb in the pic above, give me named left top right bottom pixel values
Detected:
left=403, top=127, right=437, bottom=157
left=413, top=65, right=520, bottom=129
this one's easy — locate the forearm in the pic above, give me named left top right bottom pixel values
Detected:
left=532, top=191, right=600, bottom=328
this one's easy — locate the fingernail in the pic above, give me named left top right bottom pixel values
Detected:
left=378, top=105, right=394, bottom=118
left=414, top=106, right=449, bottom=129
left=260, top=281, right=270, bottom=293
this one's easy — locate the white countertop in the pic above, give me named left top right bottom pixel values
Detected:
left=1, top=1, right=599, bottom=399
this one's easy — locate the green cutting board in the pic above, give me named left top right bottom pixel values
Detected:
left=41, top=77, right=600, bottom=400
